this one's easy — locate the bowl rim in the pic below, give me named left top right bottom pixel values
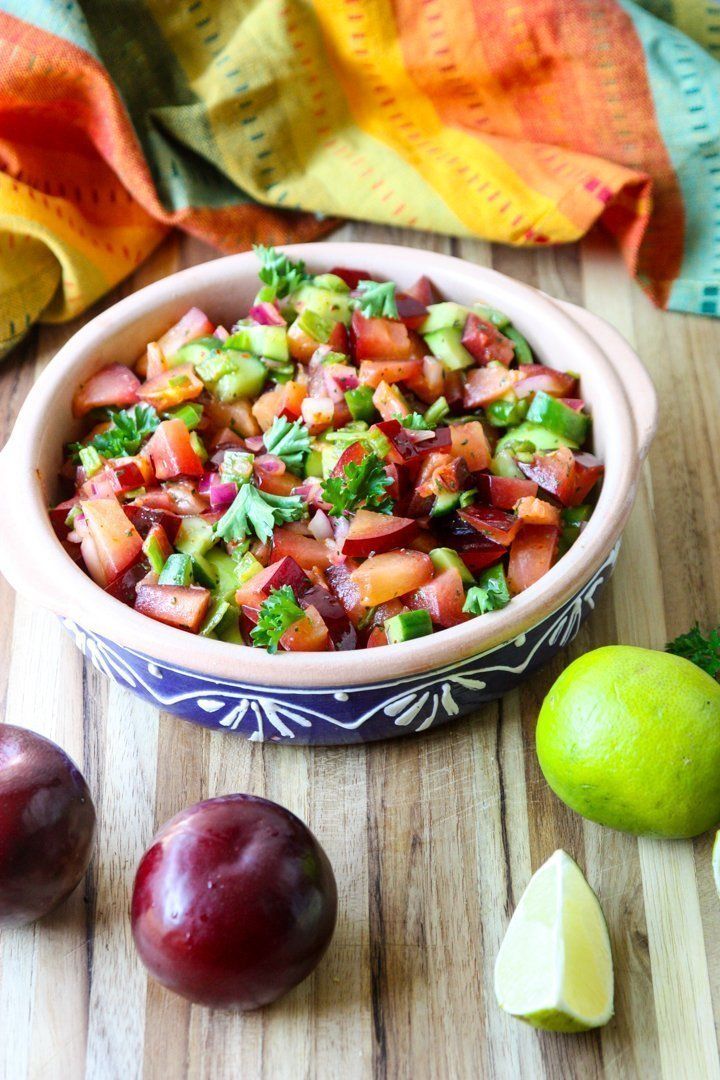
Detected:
left=0, top=242, right=655, bottom=689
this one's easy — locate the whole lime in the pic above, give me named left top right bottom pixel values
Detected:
left=536, top=646, right=720, bottom=839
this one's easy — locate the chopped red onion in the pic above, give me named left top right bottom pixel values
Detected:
left=214, top=325, right=230, bottom=341
left=255, top=453, right=285, bottom=475
left=210, top=482, right=238, bottom=510
left=245, top=435, right=265, bottom=452
left=248, top=302, right=285, bottom=326
left=332, top=515, right=350, bottom=547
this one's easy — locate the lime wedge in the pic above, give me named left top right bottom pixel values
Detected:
left=494, top=849, right=614, bottom=1032
left=713, top=832, right=720, bottom=898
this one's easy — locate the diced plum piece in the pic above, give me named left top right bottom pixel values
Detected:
left=406, top=567, right=468, bottom=628
left=272, top=527, right=336, bottom=571
left=299, top=585, right=357, bottom=650
left=366, top=627, right=389, bottom=648
left=570, top=452, right=604, bottom=505
left=475, top=474, right=537, bottom=510
left=457, top=545, right=505, bottom=574
left=461, top=315, right=515, bottom=367
left=358, top=358, right=423, bottom=388
left=280, top=604, right=331, bottom=652
left=325, top=560, right=367, bottom=627
left=350, top=550, right=434, bottom=606
left=395, top=292, right=429, bottom=330
left=463, top=366, right=522, bottom=409
left=514, top=496, right=561, bottom=527
left=105, top=558, right=152, bottom=606
left=342, top=509, right=419, bottom=557
left=450, top=421, right=491, bottom=472
left=351, top=312, right=412, bottom=361
left=72, top=363, right=140, bottom=418
left=81, top=497, right=144, bottom=581
left=514, top=365, right=577, bottom=400
left=135, top=584, right=211, bottom=632
left=234, top=556, right=309, bottom=607
left=458, top=504, right=521, bottom=546
left=518, top=447, right=602, bottom=507
left=331, top=440, right=367, bottom=477
left=507, top=525, right=560, bottom=594
left=405, top=276, right=442, bottom=306
left=137, top=364, right=204, bottom=413
left=123, top=504, right=182, bottom=542
left=145, top=419, right=205, bottom=480
left=329, top=267, right=371, bottom=290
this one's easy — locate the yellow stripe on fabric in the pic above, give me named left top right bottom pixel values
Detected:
left=149, top=0, right=467, bottom=233
left=0, top=231, right=60, bottom=357
left=311, top=0, right=581, bottom=243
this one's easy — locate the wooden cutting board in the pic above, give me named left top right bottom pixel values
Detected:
left=1, top=223, right=718, bottom=1080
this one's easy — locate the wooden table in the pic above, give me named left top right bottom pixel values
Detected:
left=1, top=223, right=719, bottom=1080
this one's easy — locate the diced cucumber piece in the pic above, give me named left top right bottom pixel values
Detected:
left=191, top=553, right=219, bottom=589
left=172, top=337, right=222, bottom=368
left=189, top=431, right=208, bottom=463
left=289, top=283, right=353, bottom=325
left=213, top=358, right=267, bottom=403
left=224, top=324, right=288, bottom=362
left=495, top=421, right=579, bottom=455
left=220, top=450, right=254, bottom=484
left=175, top=516, right=216, bottom=557
left=235, top=551, right=264, bottom=585
left=215, top=606, right=244, bottom=643
left=312, top=273, right=350, bottom=293
left=420, top=302, right=472, bottom=334
left=504, top=326, right=533, bottom=365
left=320, top=441, right=343, bottom=478
left=385, top=609, right=433, bottom=644
left=205, top=548, right=241, bottom=603
left=297, top=309, right=333, bottom=343
left=424, top=326, right=474, bottom=371
left=491, top=449, right=526, bottom=479
left=79, top=445, right=102, bottom=477
left=200, top=599, right=230, bottom=637
left=303, top=448, right=324, bottom=478
left=429, top=547, right=474, bottom=585
left=423, top=396, right=450, bottom=428
left=345, top=385, right=377, bottom=423
left=158, top=552, right=193, bottom=587
left=526, top=391, right=589, bottom=444
left=167, top=402, right=203, bottom=430
left=143, top=532, right=167, bottom=575
left=430, top=488, right=462, bottom=518
left=473, top=303, right=510, bottom=329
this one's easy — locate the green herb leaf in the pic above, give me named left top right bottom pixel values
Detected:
left=463, top=566, right=511, bottom=616
left=69, top=404, right=160, bottom=461
left=214, top=484, right=306, bottom=545
left=263, top=416, right=311, bottom=473
left=254, top=245, right=309, bottom=301
left=399, top=412, right=432, bottom=431
left=355, top=280, right=399, bottom=320
left=251, top=585, right=305, bottom=653
left=321, top=451, right=393, bottom=517
left=666, top=623, right=720, bottom=679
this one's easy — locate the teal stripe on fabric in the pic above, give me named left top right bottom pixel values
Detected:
left=0, top=0, right=249, bottom=213
left=621, top=0, right=720, bottom=315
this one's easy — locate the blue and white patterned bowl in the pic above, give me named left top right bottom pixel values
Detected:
left=0, top=245, right=656, bottom=745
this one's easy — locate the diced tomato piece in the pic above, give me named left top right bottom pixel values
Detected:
left=373, top=380, right=410, bottom=421
left=123, top=504, right=181, bottom=542
left=137, top=364, right=203, bottom=412
left=395, top=292, right=428, bottom=330
left=507, top=525, right=560, bottom=594
left=81, top=497, right=144, bottom=582
left=301, top=395, right=334, bottom=434
left=407, top=567, right=468, bottom=628
left=475, top=473, right=537, bottom=509
left=252, top=381, right=307, bottom=430
left=329, top=267, right=371, bottom=290
left=405, top=276, right=442, bottom=306
left=450, top=421, right=491, bottom=472
left=351, top=312, right=412, bottom=361
left=255, top=466, right=302, bottom=497
left=288, top=320, right=322, bottom=363
left=514, top=496, right=562, bottom=527
left=358, top=358, right=423, bottom=388
left=405, top=355, right=444, bottom=404
left=207, top=426, right=245, bottom=453
left=350, top=550, right=433, bottom=605
left=145, top=342, right=166, bottom=380
left=143, top=522, right=173, bottom=563
left=235, top=556, right=309, bottom=607
left=72, top=364, right=140, bottom=418
left=145, top=419, right=204, bottom=480
left=325, top=560, right=367, bottom=627
left=49, top=499, right=78, bottom=541
left=280, top=604, right=331, bottom=652
left=571, top=452, right=604, bottom=504
left=461, top=315, right=515, bottom=367
left=458, top=505, right=521, bottom=546
left=366, top=627, right=389, bottom=648
left=204, top=398, right=260, bottom=438
left=106, top=460, right=146, bottom=494
left=514, top=365, right=577, bottom=399
left=158, top=307, right=214, bottom=362
left=272, top=526, right=336, bottom=571
left=342, top=509, right=419, bottom=557
left=328, top=321, right=350, bottom=354
left=135, top=584, right=211, bottom=632
left=463, top=366, right=523, bottom=409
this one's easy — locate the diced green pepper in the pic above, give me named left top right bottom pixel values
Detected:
left=321, top=350, right=349, bottom=366
left=560, top=504, right=592, bottom=551
left=495, top=421, right=579, bottom=455
left=384, top=609, right=433, bottom=644
left=345, top=385, right=377, bottom=423
left=79, top=445, right=102, bottom=477
left=526, top=391, right=589, bottom=444
left=423, top=396, right=450, bottom=428
left=504, top=326, right=533, bottom=365
left=167, top=402, right=203, bottom=430
left=429, top=547, right=474, bottom=585
left=143, top=532, right=167, bottom=575
left=189, top=432, right=208, bottom=463
left=200, top=599, right=230, bottom=637
left=473, top=303, right=510, bottom=329
left=158, top=552, right=193, bottom=587
left=303, top=448, right=324, bottom=478
left=485, top=396, right=529, bottom=428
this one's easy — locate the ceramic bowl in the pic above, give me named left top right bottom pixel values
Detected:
left=0, top=243, right=657, bottom=744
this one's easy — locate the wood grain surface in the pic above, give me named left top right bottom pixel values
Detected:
left=1, top=223, right=719, bottom=1080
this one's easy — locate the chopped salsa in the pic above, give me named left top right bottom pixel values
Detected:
left=50, top=249, right=603, bottom=652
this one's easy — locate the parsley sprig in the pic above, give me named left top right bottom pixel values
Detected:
left=69, top=404, right=159, bottom=462
left=214, top=484, right=306, bottom=545
left=666, top=623, right=720, bottom=679
left=251, top=586, right=305, bottom=653
left=462, top=567, right=511, bottom=616
left=321, top=452, right=393, bottom=517
left=400, top=412, right=431, bottom=431
left=254, top=245, right=309, bottom=301
left=263, top=416, right=311, bottom=473
left=355, top=280, right=399, bottom=319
